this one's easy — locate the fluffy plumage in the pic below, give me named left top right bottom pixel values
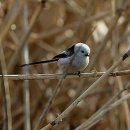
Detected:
left=20, top=43, right=90, bottom=73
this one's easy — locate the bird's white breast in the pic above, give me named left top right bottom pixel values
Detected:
left=57, top=55, right=89, bottom=73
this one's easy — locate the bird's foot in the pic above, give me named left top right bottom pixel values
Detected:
left=63, top=72, right=81, bottom=77
left=71, top=71, right=81, bottom=77
left=77, top=71, right=81, bottom=77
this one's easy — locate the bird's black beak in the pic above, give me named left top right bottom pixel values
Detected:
left=85, top=53, right=89, bottom=56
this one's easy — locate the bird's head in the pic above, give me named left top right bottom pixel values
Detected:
left=74, top=43, right=90, bottom=58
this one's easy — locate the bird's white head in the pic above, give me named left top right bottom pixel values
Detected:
left=74, top=43, right=90, bottom=57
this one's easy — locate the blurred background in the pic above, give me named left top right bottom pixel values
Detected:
left=0, top=0, right=130, bottom=130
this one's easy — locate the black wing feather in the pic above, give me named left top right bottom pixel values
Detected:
left=53, top=45, right=75, bottom=59
left=20, top=45, right=75, bottom=67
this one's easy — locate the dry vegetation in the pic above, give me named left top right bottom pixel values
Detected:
left=0, top=0, right=130, bottom=130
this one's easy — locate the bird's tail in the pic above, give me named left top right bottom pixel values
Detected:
left=20, top=59, right=58, bottom=67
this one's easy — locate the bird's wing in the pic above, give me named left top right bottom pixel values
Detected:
left=53, top=45, right=75, bottom=59
left=20, top=45, right=75, bottom=67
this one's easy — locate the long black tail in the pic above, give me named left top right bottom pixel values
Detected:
left=20, top=59, right=58, bottom=67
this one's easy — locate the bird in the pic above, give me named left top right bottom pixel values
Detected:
left=20, top=43, right=90, bottom=74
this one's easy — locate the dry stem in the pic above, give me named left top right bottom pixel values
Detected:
left=0, top=69, right=130, bottom=80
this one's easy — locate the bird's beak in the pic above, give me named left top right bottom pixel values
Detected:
left=85, top=53, right=89, bottom=56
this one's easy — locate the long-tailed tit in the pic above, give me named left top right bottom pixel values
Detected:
left=20, top=43, right=90, bottom=73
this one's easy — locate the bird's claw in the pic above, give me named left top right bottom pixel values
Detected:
left=77, top=71, right=81, bottom=77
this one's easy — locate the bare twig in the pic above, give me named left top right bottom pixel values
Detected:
left=68, top=83, right=130, bottom=130
left=76, top=91, right=130, bottom=130
left=0, top=69, right=130, bottom=80
left=22, top=4, right=31, bottom=130
left=75, top=83, right=130, bottom=130
left=116, top=77, right=130, bottom=130
left=0, top=43, right=12, bottom=130
left=34, top=78, right=64, bottom=130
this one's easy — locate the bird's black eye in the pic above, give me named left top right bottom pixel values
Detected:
left=81, top=50, right=84, bottom=53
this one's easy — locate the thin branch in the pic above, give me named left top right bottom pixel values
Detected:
left=0, top=69, right=130, bottom=80
left=78, top=93, right=130, bottom=130
left=116, top=77, right=130, bottom=130
left=22, top=4, right=31, bottom=130
left=34, top=79, right=64, bottom=130
left=0, top=42, right=12, bottom=130
left=75, top=83, right=130, bottom=130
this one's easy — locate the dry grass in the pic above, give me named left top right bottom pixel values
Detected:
left=0, top=0, right=130, bottom=130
